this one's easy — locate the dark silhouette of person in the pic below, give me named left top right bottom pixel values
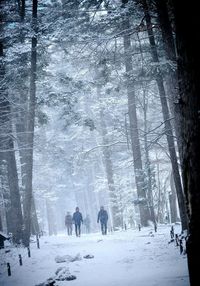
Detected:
left=65, top=212, right=73, bottom=236
left=72, top=207, right=83, bottom=237
left=97, top=206, right=108, bottom=235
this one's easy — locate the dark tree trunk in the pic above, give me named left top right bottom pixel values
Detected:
left=155, top=0, right=182, bottom=162
left=171, top=1, right=200, bottom=284
left=123, top=16, right=151, bottom=226
left=18, top=0, right=25, bottom=20
left=141, top=0, right=188, bottom=231
left=0, top=7, right=23, bottom=243
left=5, top=144, right=23, bottom=243
left=22, top=0, right=38, bottom=247
left=16, top=0, right=40, bottom=242
left=169, top=172, right=177, bottom=223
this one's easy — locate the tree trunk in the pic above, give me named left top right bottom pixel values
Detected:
left=171, top=1, right=200, bottom=284
left=0, top=14, right=23, bottom=243
left=0, top=180, right=7, bottom=233
left=143, top=88, right=156, bottom=224
left=22, top=0, right=38, bottom=246
left=169, top=171, right=177, bottom=223
left=155, top=0, right=183, bottom=164
left=31, top=197, right=40, bottom=235
left=123, top=16, right=151, bottom=226
left=5, top=145, right=23, bottom=243
left=141, top=0, right=188, bottom=231
left=20, top=0, right=25, bottom=20
left=156, top=159, right=162, bottom=223
left=46, top=199, right=57, bottom=236
left=99, top=108, right=122, bottom=229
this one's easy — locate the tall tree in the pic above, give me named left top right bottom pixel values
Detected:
left=142, top=86, right=156, bottom=224
left=95, top=59, right=122, bottom=229
left=99, top=108, right=122, bottom=229
left=140, top=0, right=188, bottom=231
left=170, top=1, right=200, bottom=284
left=23, top=0, right=38, bottom=246
left=123, top=10, right=151, bottom=226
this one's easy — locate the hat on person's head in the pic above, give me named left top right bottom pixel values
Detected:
left=76, top=207, right=79, bottom=211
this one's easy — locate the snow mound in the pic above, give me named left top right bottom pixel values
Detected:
left=35, top=267, right=77, bottom=285
left=55, top=267, right=76, bottom=281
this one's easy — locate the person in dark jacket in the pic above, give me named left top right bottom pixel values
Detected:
left=97, top=206, right=108, bottom=235
left=72, top=207, right=83, bottom=237
left=65, top=212, right=73, bottom=236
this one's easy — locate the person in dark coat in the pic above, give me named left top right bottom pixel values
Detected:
left=65, top=212, right=73, bottom=236
left=97, top=206, right=108, bottom=235
left=72, top=207, right=83, bottom=237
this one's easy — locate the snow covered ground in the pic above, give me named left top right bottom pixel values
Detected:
left=0, top=224, right=189, bottom=286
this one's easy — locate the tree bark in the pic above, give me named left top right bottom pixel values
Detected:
left=171, top=1, right=200, bottom=284
left=169, top=171, right=177, bottom=223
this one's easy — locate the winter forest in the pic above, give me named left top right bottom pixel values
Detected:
left=0, top=0, right=200, bottom=286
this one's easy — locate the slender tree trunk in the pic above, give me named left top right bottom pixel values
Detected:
left=23, top=0, right=38, bottom=246
left=85, top=170, right=97, bottom=231
left=141, top=0, right=188, bottom=231
left=143, top=88, right=156, bottom=224
left=171, top=1, right=200, bottom=284
left=156, top=159, right=162, bottom=223
left=30, top=197, right=39, bottom=234
left=18, top=0, right=25, bottom=19
left=123, top=16, right=151, bottom=226
left=169, top=171, right=177, bottom=223
left=99, top=108, right=122, bottom=229
left=46, top=199, right=57, bottom=236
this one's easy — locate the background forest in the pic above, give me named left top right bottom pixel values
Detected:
left=0, top=1, right=200, bottom=285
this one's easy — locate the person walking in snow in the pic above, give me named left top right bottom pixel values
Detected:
left=65, top=212, right=73, bottom=236
left=97, top=206, right=108, bottom=235
left=72, top=207, right=83, bottom=237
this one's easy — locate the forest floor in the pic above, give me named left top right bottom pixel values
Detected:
left=0, top=224, right=189, bottom=286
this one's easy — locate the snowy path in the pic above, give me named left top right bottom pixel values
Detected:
left=0, top=225, right=189, bottom=286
